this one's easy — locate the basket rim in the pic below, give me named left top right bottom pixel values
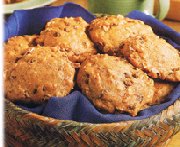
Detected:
left=5, top=98, right=180, bottom=127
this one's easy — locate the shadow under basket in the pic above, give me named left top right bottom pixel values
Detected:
left=5, top=98, right=180, bottom=147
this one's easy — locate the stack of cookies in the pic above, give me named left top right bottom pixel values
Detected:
left=4, top=15, right=180, bottom=116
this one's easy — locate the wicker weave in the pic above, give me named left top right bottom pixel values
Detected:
left=5, top=98, right=180, bottom=147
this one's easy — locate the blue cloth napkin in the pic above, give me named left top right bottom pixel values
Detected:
left=5, top=3, right=180, bottom=123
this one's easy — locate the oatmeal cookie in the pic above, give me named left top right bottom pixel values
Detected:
left=4, top=35, right=37, bottom=64
left=4, top=47, right=75, bottom=103
left=36, top=17, right=97, bottom=63
left=88, top=15, right=153, bottom=55
left=77, top=54, right=154, bottom=116
left=121, top=35, right=180, bottom=82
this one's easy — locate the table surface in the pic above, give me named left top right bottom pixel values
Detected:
left=51, top=1, right=180, bottom=147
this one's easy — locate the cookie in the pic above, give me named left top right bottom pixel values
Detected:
left=88, top=15, right=153, bottom=55
left=77, top=54, right=154, bottom=116
left=121, top=35, right=180, bottom=82
left=152, top=81, right=176, bottom=104
left=36, top=17, right=97, bottom=63
left=4, top=35, right=37, bottom=64
left=4, top=46, right=75, bottom=103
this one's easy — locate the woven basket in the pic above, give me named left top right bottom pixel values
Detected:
left=5, top=98, right=180, bottom=147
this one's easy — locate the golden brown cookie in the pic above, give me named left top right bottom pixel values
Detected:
left=121, top=35, right=180, bottom=82
left=152, top=81, right=176, bottom=105
left=88, top=15, right=153, bottom=55
left=36, top=17, right=97, bottom=63
left=4, top=46, right=75, bottom=103
left=4, top=35, right=37, bottom=64
left=77, top=54, right=154, bottom=116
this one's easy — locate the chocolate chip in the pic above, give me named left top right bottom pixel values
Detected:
left=128, top=105, right=135, bottom=110
left=53, top=32, right=61, bottom=37
left=29, top=40, right=37, bottom=47
left=119, top=44, right=124, bottom=49
left=42, top=86, right=46, bottom=91
left=33, top=88, right=37, bottom=94
left=38, top=42, right=44, bottom=46
left=132, top=73, right=138, bottom=78
left=124, top=73, right=131, bottom=78
left=15, top=57, right=22, bottom=63
left=86, top=73, right=90, bottom=78
left=10, top=75, right=16, bottom=80
left=95, top=42, right=105, bottom=50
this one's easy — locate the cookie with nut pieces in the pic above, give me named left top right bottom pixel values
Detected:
left=77, top=54, right=154, bottom=116
left=4, top=46, right=75, bottom=103
left=120, top=35, right=180, bottom=82
left=88, top=15, right=153, bottom=55
left=36, top=17, right=97, bottom=63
